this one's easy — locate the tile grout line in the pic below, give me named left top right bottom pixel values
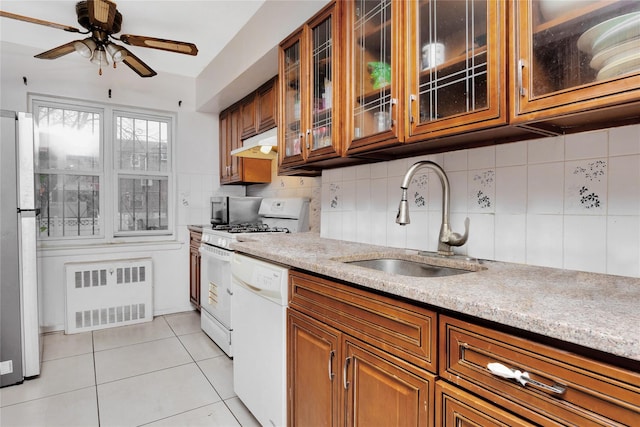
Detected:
left=168, top=314, right=250, bottom=427
left=92, top=331, right=102, bottom=427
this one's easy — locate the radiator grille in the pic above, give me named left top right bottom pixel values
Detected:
left=65, top=258, right=153, bottom=333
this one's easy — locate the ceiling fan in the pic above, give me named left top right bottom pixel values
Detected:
left=0, top=0, right=198, bottom=77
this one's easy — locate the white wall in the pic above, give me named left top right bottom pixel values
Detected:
left=1, top=41, right=217, bottom=331
left=321, top=125, right=640, bottom=278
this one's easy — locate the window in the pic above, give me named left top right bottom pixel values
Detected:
left=35, top=104, right=102, bottom=238
left=114, top=113, right=170, bottom=234
left=33, top=97, right=174, bottom=242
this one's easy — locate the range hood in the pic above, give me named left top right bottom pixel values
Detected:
left=231, top=127, right=278, bottom=159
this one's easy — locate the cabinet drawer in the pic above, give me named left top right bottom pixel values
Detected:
left=436, top=381, right=535, bottom=427
left=440, top=315, right=640, bottom=426
left=289, top=271, right=437, bottom=372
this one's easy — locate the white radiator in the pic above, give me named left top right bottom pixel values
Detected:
left=65, top=258, right=153, bottom=334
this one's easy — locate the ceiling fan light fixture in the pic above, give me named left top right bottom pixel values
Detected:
left=73, top=37, right=96, bottom=58
left=90, top=46, right=109, bottom=75
left=105, top=42, right=127, bottom=63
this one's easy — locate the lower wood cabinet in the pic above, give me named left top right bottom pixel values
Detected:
left=439, top=315, right=640, bottom=426
left=188, top=228, right=201, bottom=310
left=344, top=338, right=433, bottom=427
left=288, top=311, right=340, bottom=427
left=436, top=381, right=535, bottom=427
left=287, top=271, right=436, bottom=427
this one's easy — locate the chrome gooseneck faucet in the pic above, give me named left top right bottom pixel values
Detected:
left=396, top=160, right=470, bottom=256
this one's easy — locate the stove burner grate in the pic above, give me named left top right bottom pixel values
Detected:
left=213, top=223, right=290, bottom=234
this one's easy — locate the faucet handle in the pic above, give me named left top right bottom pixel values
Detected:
left=446, top=217, right=470, bottom=247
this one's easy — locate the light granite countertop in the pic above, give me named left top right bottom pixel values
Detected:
left=231, top=232, right=640, bottom=363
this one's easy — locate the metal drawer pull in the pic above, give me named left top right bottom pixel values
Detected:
left=487, top=362, right=566, bottom=395
left=343, top=357, right=351, bottom=390
left=328, top=350, right=335, bottom=381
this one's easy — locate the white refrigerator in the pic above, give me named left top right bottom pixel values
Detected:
left=1, top=110, right=41, bottom=387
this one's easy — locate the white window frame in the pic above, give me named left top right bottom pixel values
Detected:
left=112, top=109, right=173, bottom=238
left=30, top=94, right=176, bottom=245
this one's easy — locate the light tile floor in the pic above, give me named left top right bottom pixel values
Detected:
left=0, top=311, right=261, bottom=427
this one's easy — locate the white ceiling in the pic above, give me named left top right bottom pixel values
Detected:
left=0, top=0, right=265, bottom=78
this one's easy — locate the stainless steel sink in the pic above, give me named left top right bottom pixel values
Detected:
left=345, top=258, right=473, bottom=278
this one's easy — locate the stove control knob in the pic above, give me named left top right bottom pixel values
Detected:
left=202, top=234, right=209, bottom=243
left=218, top=238, right=225, bottom=248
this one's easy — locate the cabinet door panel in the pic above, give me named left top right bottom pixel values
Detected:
left=240, top=93, right=257, bottom=139
left=344, top=338, right=434, bottom=427
left=288, top=310, right=341, bottom=427
left=280, top=31, right=306, bottom=168
left=306, top=6, right=341, bottom=161
left=257, top=78, right=277, bottom=133
left=407, top=0, right=507, bottom=141
left=513, top=0, right=640, bottom=121
left=347, top=0, right=402, bottom=153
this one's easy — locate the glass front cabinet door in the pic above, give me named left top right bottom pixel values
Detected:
left=346, top=0, right=402, bottom=154
left=512, top=0, right=640, bottom=122
left=407, top=0, right=506, bottom=141
left=346, top=0, right=506, bottom=154
left=279, top=2, right=340, bottom=170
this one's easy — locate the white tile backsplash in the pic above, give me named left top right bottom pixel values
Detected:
left=495, top=166, right=527, bottom=214
left=609, top=124, right=640, bottom=156
left=607, top=216, right=640, bottom=277
left=320, top=124, right=640, bottom=277
left=496, top=140, right=527, bottom=167
left=563, top=215, right=607, bottom=274
left=607, top=155, right=640, bottom=215
left=526, top=214, right=564, bottom=268
left=444, top=149, right=468, bottom=171
left=527, top=135, right=565, bottom=163
left=468, top=146, right=495, bottom=170
left=564, top=159, right=607, bottom=215
left=527, top=162, right=564, bottom=214
left=494, top=214, right=526, bottom=264
left=565, top=130, right=608, bottom=160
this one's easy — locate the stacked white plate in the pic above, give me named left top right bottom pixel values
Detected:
left=577, top=12, right=640, bottom=81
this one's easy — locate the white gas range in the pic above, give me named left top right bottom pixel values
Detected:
left=199, top=197, right=309, bottom=356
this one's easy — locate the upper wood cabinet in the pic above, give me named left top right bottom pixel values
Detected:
left=219, top=106, right=241, bottom=184
left=511, top=0, right=640, bottom=128
left=276, top=0, right=640, bottom=173
left=240, top=92, right=257, bottom=140
left=345, top=0, right=508, bottom=155
left=256, top=77, right=278, bottom=133
left=241, top=76, right=279, bottom=140
left=279, top=1, right=342, bottom=170
left=219, top=104, right=271, bottom=185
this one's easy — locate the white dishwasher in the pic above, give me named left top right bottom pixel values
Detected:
left=231, top=252, right=289, bottom=427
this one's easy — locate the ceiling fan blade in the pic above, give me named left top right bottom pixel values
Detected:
left=121, top=50, right=157, bottom=78
left=87, top=0, right=117, bottom=32
left=0, top=10, right=80, bottom=32
left=120, top=34, right=198, bottom=56
left=35, top=41, right=78, bottom=60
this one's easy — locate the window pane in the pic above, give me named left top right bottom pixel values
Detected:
left=36, top=106, right=100, bottom=171
left=117, top=177, right=168, bottom=232
left=116, top=115, right=169, bottom=172
left=36, top=174, right=100, bottom=237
